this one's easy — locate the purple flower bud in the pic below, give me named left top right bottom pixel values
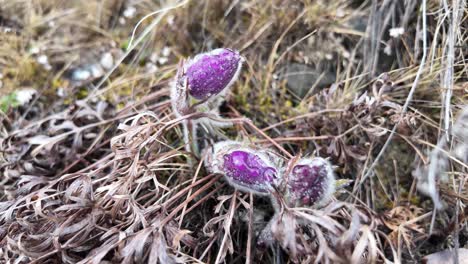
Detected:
left=185, top=48, right=243, bottom=100
left=205, top=141, right=281, bottom=194
left=286, top=157, right=335, bottom=207
left=223, top=150, right=277, bottom=192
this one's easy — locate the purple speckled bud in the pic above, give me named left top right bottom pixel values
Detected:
left=205, top=141, right=282, bottom=194
left=185, top=48, right=243, bottom=100
left=286, top=157, right=335, bottom=207
left=223, top=150, right=277, bottom=193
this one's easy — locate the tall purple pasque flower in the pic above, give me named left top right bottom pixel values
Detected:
left=170, top=49, right=243, bottom=157
left=186, top=48, right=243, bottom=101
left=285, top=157, right=335, bottom=207
left=205, top=141, right=282, bottom=194
left=171, top=48, right=243, bottom=116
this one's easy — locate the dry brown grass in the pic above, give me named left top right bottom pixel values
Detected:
left=0, top=0, right=467, bottom=263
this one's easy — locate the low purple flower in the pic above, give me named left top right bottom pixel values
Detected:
left=223, top=150, right=277, bottom=193
left=185, top=48, right=243, bottom=101
left=205, top=141, right=281, bottom=194
left=286, top=157, right=335, bottom=207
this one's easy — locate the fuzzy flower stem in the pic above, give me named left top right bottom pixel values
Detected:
left=181, top=119, right=200, bottom=165
left=188, top=119, right=199, bottom=157
left=182, top=120, right=190, bottom=156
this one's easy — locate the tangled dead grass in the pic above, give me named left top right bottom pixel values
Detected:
left=0, top=0, right=467, bottom=263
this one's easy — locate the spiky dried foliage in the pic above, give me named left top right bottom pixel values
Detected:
left=0, top=0, right=467, bottom=263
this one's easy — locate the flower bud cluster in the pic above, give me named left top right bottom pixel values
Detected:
left=171, top=48, right=336, bottom=207
left=206, top=141, right=335, bottom=208
left=172, top=48, right=341, bottom=254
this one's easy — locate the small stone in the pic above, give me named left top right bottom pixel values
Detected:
left=37, top=54, right=48, bottom=65
left=37, top=54, right=52, bottom=70
left=389, top=27, right=405, bottom=38
left=89, top=64, right=104, bottom=78
left=162, top=46, right=171, bottom=57
left=150, top=53, right=158, bottom=63
left=342, top=51, right=351, bottom=58
left=71, top=68, right=91, bottom=81
left=29, top=46, right=40, bottom=54
left=100, top=52, right=114, bottom=70
left=123, top=6, right=136, bottom=18
left=166, top=15, right=175, bottom=25
left=15, top=89, right=37, bottom=105
left=384, top=44, right=392, bottom=56
left=57, top=87, right=66, bottom=97
left=158, top=57, right=168, bottom=65
left=145, top=63, right=158, bottom=74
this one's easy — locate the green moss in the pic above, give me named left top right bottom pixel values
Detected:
left=77, top=87, right=89, bottom=99
left=0, top=92, right=20, bottom=113
left=120, top=39, right=130, bottom=50
left=116, top=102, right=126, bottom=110
left=410, top=195, right=421, bottom=206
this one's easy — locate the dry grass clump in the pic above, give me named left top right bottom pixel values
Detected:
left=0, top=0, right=467, bottom=263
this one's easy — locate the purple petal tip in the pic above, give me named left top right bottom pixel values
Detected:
left=186, top=48, right=242, bottom=100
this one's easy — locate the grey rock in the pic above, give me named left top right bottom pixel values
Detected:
left=283, top=63, right=336, bottom=98
left=423, top=248, right=468, bottom=264
left=346, top=15, right=368, bottom=32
